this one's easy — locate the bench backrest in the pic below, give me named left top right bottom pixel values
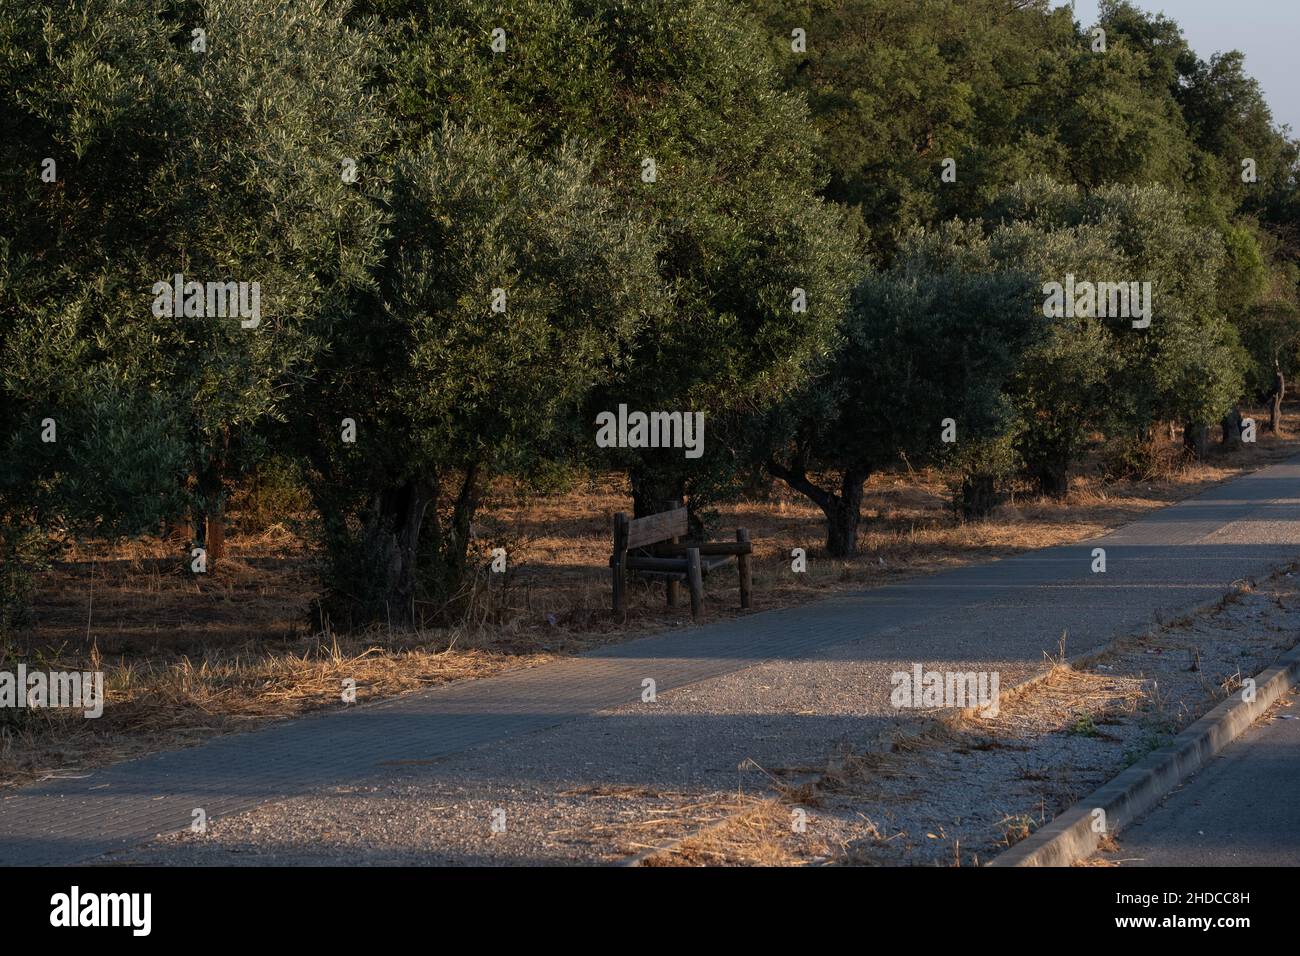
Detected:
left=616, top=507, right=688, bottom=551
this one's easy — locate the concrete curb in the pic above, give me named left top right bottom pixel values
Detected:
left=987, top=642, right=1300, bottom=867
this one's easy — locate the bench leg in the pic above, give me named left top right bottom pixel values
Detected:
left=612, top=558, right=625, bottom=615
left=737, top=528, right=752, bottom=609
left=686, top=547, right=703, bottom=620
left=667, top=531, right=679, bottom=607
left=612, top=513, right=629, bottom=616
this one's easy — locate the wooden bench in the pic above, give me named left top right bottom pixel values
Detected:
left=610, top=503, right=752, bottom=620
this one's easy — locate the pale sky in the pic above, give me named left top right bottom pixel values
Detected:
left=1068, top=0, right=1299, bottom=135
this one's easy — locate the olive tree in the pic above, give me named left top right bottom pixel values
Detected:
left=301, top=126, right=665, bottom=625
left=764, top=228, right=1044, bottom=556
left=376, top=0, right=859, bottom=520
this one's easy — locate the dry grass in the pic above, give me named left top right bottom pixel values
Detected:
left=6, top=415, right=1297, bottom=789
left=634, top=718, right=971, bottom=866
left=0, top=625, right=554, bottom=789
left=636, top=797, right=825, bottom=867
left=1074, top=834, right=1124, bottom=866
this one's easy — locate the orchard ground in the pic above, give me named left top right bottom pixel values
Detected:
left=3, top=411, right=1297, bottom=789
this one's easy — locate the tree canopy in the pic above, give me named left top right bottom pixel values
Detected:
left=2, top=0, right=1297, bottom=623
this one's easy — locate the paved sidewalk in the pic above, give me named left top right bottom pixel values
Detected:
left=4, top=456, right=1300, bottom=865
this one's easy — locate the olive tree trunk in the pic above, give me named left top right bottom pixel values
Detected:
left=1220, top=406, right=1242, bottom=449
left=768, top=458, right=868, bottom=558
left=957, top=473, right=998, bottom=519
left=1028, top=458, right=1070, bottom=498
left=330, top=464, right=482, bottom=629
left=369, top=476, right=437, bottom=626
left=1182, top=421, right=1209, bottom=460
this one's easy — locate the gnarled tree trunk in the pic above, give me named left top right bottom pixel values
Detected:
left=768, top=457, right=868, bottom=558
left=958, top=473, right=998, bottom=519
left=370, top=476, right=437, bottom=626
left=1182, top=421, right=1209, bottom=460
left=1028, top=458, right=1069, bottom=498
left=1221, top=406, right=1243, bottom=449
left=204, top=504, right=226, bottom=565
left=822, top=474, right=866, bottom=557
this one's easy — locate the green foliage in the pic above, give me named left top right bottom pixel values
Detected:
left=764, top=228, right=1043, bottom=553
left=0, top=0, right=391, bottom=620
left=1178, top=49, right=1298, bottom=213
left=386, top=127, right=660, bottom=473
left=377, top=0, right=859, bottom=515
left=1217, top=222, right=1269, bottom=319
left=303, top=124, right=664, bottom=621
left=749, top=0, right=1069, bottom=254
left=975, top=178, right=1246, bottom=483
left=751, top=0, right=1300, bottom=273
left=1235, top=259, right=1300, bottom=397
left=1, top=0, right=1298, bottom=631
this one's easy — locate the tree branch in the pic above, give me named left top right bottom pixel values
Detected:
left=766, top=456, right=833, bottom=511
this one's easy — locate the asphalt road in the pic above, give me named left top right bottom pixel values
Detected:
left=5, top=454, right=1300, bottom=865
left=1100, top=689, right=1300, bottom=867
